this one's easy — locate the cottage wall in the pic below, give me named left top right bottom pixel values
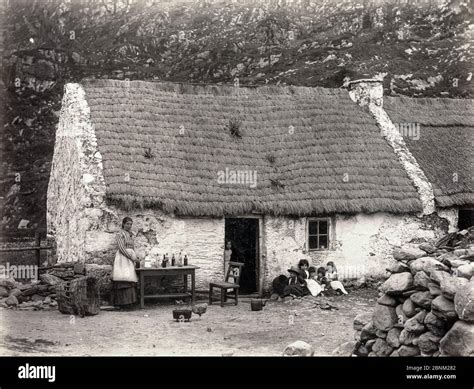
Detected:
left=262, top=212, right=450, bottom=290
left=84, top=207, right=225, bottom=290
left=82, top=208, right=453, bottom=293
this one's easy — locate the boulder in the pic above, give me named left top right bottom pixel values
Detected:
left=428, top=282, right=442, bottom=296
left=399, top=329, right=417, bottom=345
left=9, top=288, right=24, bottom=302
left=430, top=270, right=451, bottom=285
left=0, top=286, right=8, bottom=297
left=355, top=343, right=369, bottom=357
left=393, top=246, right=426, bottom=262
left=353, top=312, right=372, bottom=331
left=410, top=257, right=449, bottom=275
left=390, top=350, right=400, bottom=357
left=372, top=338, right=393, bottom=357
left=6, top=294, right=19, bottom=307
left=283, top=341, right=314, bottom=356
left=373, top=304, right=398, bottom=331
left=377, top=294, right=398, bottom=307
left=332, top=341, right=356, bottom=356
left=424, top=312, right=448, bottom=337
left=365, top=339, right=376, bottom=351
left=30, top=294, right=44, bottom=303
left=22, top=285, right=39, bottom=297
left=419, top=243, right=436, bottom=254
left=0, top=278, right=18, bottom=289
left=418, top=332, right=441, bottom=354
left=438, top=253, right=468, bottom=268
left=454, top=281, right=474, bottom=322
left=441, top=276, right=468, bottom=300
left=454, top=248, right=471, bottom=257
left=439, top=321, right=474, bottom=356
left=410, top=291, right=433, bottom=310
left=386, top=328, right=402, bottom=348
left=361, top=321, right=378, bottom=342
left=380, top=273, right=413, bottom=295
left=375, top=330, right=387, bottom=339
left=398, top=345, right=420, bottom=357
left=402, top=298, right=418, bottom=318
left=413, top=271, right=431, bottom=290
left=456, top=264, right=474, bottom=280
left=404, top=312, right=427, bottom=334
left=39, top=273, right=63, bottom=286
left=431, top=296, right=457, bottom=321
left=386, top=262, right=410, bottom=274
left=395, top=304, right=408, bottom=325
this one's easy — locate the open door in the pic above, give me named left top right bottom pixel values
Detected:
left=224, top=218, right=259, bottom=294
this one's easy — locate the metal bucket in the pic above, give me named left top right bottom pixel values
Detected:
left=251, top=299, right=266, bottom=311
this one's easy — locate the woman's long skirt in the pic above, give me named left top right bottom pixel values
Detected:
left=111, top=281, right=137, bottom=306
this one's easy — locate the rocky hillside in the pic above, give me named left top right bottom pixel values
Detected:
left=1, top=0, right=473, bottom=236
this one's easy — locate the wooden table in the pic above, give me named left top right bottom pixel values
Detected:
left=136, top=266, right=199, bottom=309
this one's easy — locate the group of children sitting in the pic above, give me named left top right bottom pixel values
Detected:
left=272, top=259, right=348, bottom=298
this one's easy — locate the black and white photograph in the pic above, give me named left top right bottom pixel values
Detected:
left=0, top=0, right=472, bottom=384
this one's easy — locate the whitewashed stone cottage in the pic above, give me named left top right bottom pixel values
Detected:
left=47, top=79, right=473, bottom=294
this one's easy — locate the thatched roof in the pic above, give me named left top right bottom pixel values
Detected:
left=81, top=80, right=421, bottom=216
left=384, top=96, right=474, bottom=208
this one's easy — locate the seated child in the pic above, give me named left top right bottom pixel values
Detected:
left=325, top=261, right=348, bottom=295
left=282, top=266, right=309, bottom=298
left=298, top=259, right=310, bottom=279
left=306, top=266, right=323, bottom=296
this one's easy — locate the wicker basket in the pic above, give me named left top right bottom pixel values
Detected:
left=57, top=276, right=100, bottom=317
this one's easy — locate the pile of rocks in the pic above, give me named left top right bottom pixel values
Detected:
left=0, top=262, right=112, bottom=311
left=352, top=229, right=474, bottom=357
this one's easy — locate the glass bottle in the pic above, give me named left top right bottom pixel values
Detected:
left=177, top=251, right=183, bottom=267
left=171, top=254, right=175, bottom=266
left=184, top=254, right=188, bottom=266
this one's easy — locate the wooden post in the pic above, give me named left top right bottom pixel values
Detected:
left=35, top=231, right=41, bottom=268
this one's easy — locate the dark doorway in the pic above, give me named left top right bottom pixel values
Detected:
left=225, top=218, right=259, bottom=294
left=458, top=208, right=474, bottom=230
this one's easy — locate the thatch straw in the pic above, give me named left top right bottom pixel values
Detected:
left=385, top=96, right=474, bottom=207
left=81, top=80, right=422, bottom=216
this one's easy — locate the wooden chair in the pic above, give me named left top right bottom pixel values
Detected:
left=209, top=262, right=244, bottom=307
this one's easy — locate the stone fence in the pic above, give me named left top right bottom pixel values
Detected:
left=350, top=229, right=473, bottom=357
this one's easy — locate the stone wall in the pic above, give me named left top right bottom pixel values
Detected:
left=351, top=229, right=474, bottom=357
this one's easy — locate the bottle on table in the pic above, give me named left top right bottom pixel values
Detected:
left=178, top=251, right=183, bottom=267
left=184, top=254, right=188, bottom=266
left=171, top=253, right=176, bottom=266
left=161, top=254, right=167, bottom=268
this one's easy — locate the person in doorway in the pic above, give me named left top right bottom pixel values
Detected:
left=223, top=240, right=237, bottom=279
left=111, top=217, right=139, bottom=309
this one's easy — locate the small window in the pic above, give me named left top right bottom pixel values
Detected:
left=308, top=219, right=330, bottom=250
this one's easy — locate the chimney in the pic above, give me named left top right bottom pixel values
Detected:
left=346, top=73, right=386, bottom=108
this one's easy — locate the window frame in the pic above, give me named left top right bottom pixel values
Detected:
left=307, top=217, right=332, bottom=251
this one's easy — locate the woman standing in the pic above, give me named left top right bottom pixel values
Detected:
left=111, top=217, right=139, bottom=308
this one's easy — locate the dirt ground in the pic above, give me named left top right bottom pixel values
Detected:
left=0, top=288, right=377, bottom=356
